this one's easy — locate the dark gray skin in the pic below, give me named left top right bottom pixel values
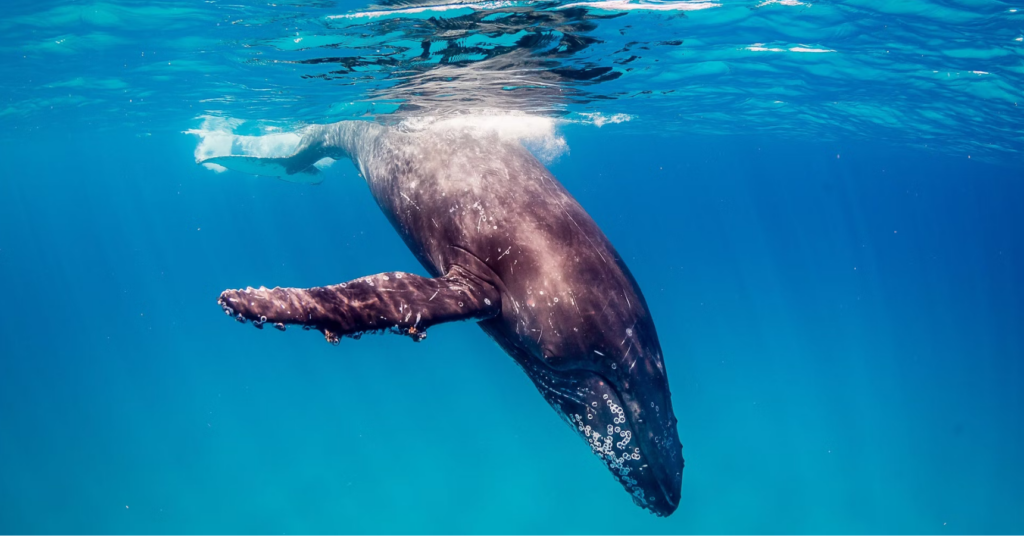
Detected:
left=206, top=121, right=684, bottom=516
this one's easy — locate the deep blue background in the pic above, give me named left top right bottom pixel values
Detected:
left=1, top=126, right=1022, bottom=533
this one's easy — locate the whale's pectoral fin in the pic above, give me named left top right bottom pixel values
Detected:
left=217, top=265, right=501, bottom=343
left=199, top=155, right=324, bottom=184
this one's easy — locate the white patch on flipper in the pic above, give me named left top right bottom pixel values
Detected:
left=198, top=155, right=323, bottom=184
left=186, top=115, right=303, bottom=173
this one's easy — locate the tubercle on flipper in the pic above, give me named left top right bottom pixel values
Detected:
left=321, top=325, right=427, bottom=345
left=221, top=295, right=421, bottom=344
left=252, top=321, right=431, bottom=345
left=404, top=325, right=428, bottom=342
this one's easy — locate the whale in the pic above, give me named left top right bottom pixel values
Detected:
left=204, top=120, right=684, bottom=516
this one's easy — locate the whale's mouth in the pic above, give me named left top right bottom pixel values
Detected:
left=519, top=360, right=682, bottom=516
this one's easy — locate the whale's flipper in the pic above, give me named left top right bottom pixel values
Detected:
left=198, top=121, right=386, bottom=184
left=200, top=155, right=324, bottom=184
left=218, top=265, right=501, bottom=343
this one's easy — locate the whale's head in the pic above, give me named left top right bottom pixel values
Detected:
left=485, top=314, right=684, bottom=517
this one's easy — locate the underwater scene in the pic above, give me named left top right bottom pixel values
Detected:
left=1, top=0, right=1022, bottom=533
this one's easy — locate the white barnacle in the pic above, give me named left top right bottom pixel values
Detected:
left=484, top=298, right=492, bottom=305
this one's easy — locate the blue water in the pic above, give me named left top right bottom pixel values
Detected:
left=1, top=0, right=1023, bottom=533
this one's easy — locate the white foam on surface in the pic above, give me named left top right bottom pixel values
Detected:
left=399, top=112, right=570, bottom=162
left=571, top=112, right=634, bottom=127
left=755, top=0, right=810, bottom=6
left=328, top=1, right=513, bottom=20
left=746, top=43, right=836, bottom=53
left=789, top=46, right=835, bottom=53
left=557, top=0, right=720, bottom=11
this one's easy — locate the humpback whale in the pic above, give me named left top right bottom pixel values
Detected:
left=204, top=120, right=684, bottom=516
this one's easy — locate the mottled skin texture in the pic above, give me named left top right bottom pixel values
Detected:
left=209, top=121, right=684, bottom=516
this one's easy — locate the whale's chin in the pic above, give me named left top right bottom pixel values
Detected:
left=519, top=362, right=682, bottom=516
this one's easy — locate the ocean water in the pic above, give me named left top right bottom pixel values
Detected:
left=1, top=0, right=1023, bottom=533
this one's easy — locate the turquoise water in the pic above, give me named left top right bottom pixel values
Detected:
left=1, top=0, right=1022, bottom=533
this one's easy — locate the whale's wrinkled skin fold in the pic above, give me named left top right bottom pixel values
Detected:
left=206, top=120, right=684, bottom=516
